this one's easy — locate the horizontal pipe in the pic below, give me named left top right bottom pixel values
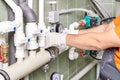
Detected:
left=0, top=21, right=18, bottom=34
left=71, top=60, right=99, bottom=80
left=59, top=8, right=96, bottom=16
left=1, top=50, right=51, bottom=80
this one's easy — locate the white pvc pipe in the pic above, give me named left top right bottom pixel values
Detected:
left=69, top=47, right=79, bottom=60
left=38, top=0, right=46, bottom=48
left=28, top=0, right=33, bottom=9
left=0, top=62, right=3, bottom=69
left=4, top=0, right=23, bottom=26
left=0, top=75, right=4, bottom=80
left=4, top=0, right=25, bottom=59
left=71, top=60, right=99, bottom=80
left=25, top=23, right=38, bottom=50
left=0, top=21, right=18, bottom=34
left=39, top=0, right=44, bottom=23
left=1, top=50, right=51, bottom=80
left=69, top=22, right=79, bottom=30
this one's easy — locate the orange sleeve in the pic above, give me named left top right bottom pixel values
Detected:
left=113, top=15, right=120, bottom=27
left=114, top=25, right=120, bottom=38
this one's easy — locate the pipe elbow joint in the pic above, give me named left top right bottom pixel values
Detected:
left=69, top=22, right=79, bottom=30
left=19, top=0, right=37, bottom=22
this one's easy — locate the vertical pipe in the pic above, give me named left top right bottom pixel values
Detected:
left=39, top=0, right=44, bottom=23
left=27, top=0, right=33, bottom=9
left=7, top=0, right=19, bottom=65
left=24, top=1, right=33, bottom=80
left=50, top=0, right=57, bottom=11
left=38, top=0, right=46, bottom=48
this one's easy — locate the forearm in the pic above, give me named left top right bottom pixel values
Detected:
left=66, top=33, right=101, bottom=50
left=66, top=30, right=116, bottom=50
left=78, top=24, right=107, bottom=34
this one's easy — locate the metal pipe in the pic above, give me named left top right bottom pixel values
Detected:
left=59, top=8, right=96, bottom=17
left=89, top=0, right=110, bottom=18
left=96, top=63, right=100, bottom=79
left=71, top=60, right=99, bottom=80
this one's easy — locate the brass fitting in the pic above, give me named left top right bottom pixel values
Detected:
left=1, top=43, right=9, bottom=63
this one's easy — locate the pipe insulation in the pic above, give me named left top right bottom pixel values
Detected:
left=71, top=60, right=99, bottom=80
left=19, top=0, right=38, bottom=22
left=18, top=0, right=38, bottom=50
left=7, top=0, right=19, bottom=65
left=0, top=50, right=51, bottom=80
left=7, top=0, right=19, bottom=21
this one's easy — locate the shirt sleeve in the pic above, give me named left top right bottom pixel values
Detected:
left=113, top=15, right=120, bottom=27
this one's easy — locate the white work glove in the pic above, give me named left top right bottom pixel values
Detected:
left=45, top=32, right=67, bottom=49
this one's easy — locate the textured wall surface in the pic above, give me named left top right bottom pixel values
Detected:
left=30, top=0, right=115, bottom=80
left=0, top=0, right=7, bottom=21
left=0, top=0, right=115, bottom=80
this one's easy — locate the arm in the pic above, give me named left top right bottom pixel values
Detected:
left=45, top=21, right=117, bottom=50
left=66, top=28, right=120, bottom=50
left=78, top=21, right=115, bottom=34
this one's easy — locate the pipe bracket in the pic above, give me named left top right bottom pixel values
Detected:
left=45, top=47, right=59, bottom=61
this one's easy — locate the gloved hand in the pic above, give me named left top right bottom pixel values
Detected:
left=45, top=28, right=79, bottom=54
left=45, top=32, right=67, bottom=49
